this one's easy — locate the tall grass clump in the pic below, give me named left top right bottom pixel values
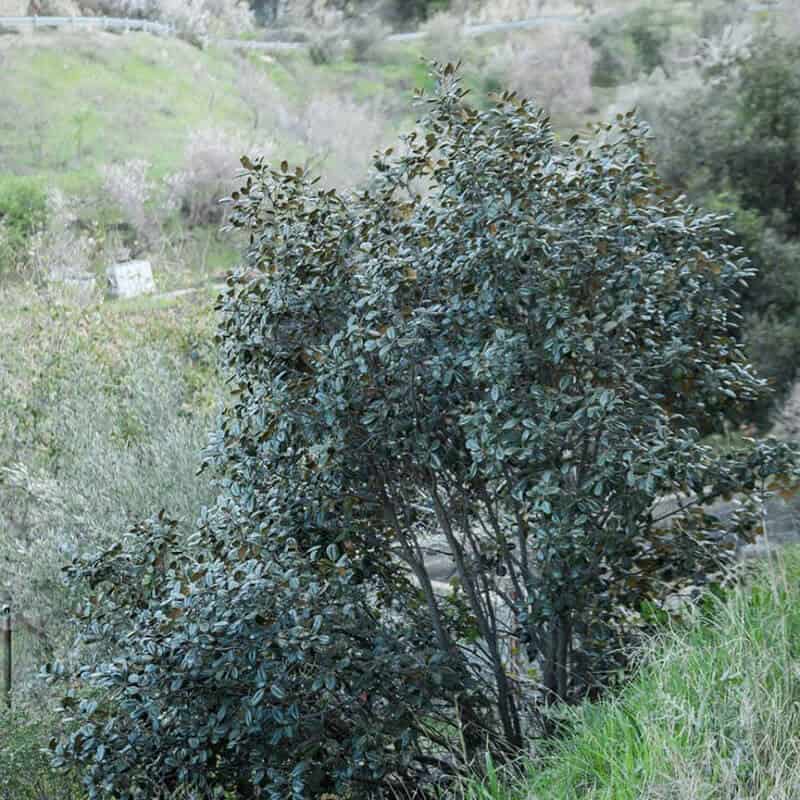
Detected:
left=459, top=548, right=800, bottom=799
left=0, top=708, right=83, bottom=800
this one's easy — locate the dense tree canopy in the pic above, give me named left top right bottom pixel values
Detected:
left=53, top=65, right=799, bottom=799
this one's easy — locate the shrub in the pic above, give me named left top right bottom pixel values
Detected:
left=101, top=159, right=158, bottom=249
left=278, top=0, right=448, bottom=27
left=54, top=65, right=799, bottom=797
left=80, top=0, right=254, bottom=39
left=32, top=0, right=82, bottom=13
left=624, top=1, right=675, bottom=74
left=420, top=9, right=466, bottom=65
left=308, top=29, right=344, bottom=64
left=698, top=0, right=751, bottom=39
left=588, top=32, right=629, bottom=87
left=0, top=311, right=219, bottom=697
left=347, top=16, right=388, bottom=63
left=379, top=0, right=450, bottom=26
left=587, top=0, right=685, bottom=86
left=294, top=94, right=388, bottom=189
left=0, top=187, right=95, bottom=286
left=461, top=0, right=547, bottom=24
left=622, top=24, right=800, bottom=423
left=488, top=27, right=594, bottom=115
left=0, top=179, right=47, bottom=263
left=79, top=0, right=155, bottom=17
left=54, top=513, right=472, bottom=799
left=236, top=56, right=295, bottom=132
left=167, top=128, right=272, bottom=227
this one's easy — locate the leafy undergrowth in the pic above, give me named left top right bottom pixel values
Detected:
left=7, top=517, right=799, bottom=799
left=0, top=285, right=223, bottom=693
left=460, top=548, right=800, bottom=800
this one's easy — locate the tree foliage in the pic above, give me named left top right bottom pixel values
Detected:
left=53, top=65, right=799, bottom=798
left=630, top=24, right=800, bottom=422
left=53, top=513, right=471, bottom=798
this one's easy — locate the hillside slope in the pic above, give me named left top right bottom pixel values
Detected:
left=0, top=30, right=274, bottom=181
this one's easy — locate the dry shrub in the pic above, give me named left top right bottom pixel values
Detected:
left=28, top=225, right=93, bottom=285
left=347, top=16, right=388, bottom=63
left=693, top=21, right=753, bottom=80
left=281, top=0, right=347, bottom=27
left=31, top=0, right=82, bottom=13
left=158, top=0, right=254, bottom=38
left=295, top=94, right=388, bottom=190
left=101, top=159, right=159, bottom=246
left=0, top=187, right=92, bottom=286
left=26, top=191, right=96, bottom=302
left=420, top=9, right=466, bottom=64
left=168, top=128, right=273, bottom=227
left=236, top=56, right=295, bottom=131
left=463, top=0, right=542, bottom=22
left=488, top=27, right=595, bottom=114
left=771, top=380, right=800, bottom=440
left=460, top=0, right=637, bottom=23
left=777, top=0, right=800, bottom=37
left=308, top=29, right=345, bottom=64
left=78, top=0, right=154, bottom=15
left=461, top=0, right=592, bottom=24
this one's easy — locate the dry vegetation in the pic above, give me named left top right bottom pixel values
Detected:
left=487, top=26, right=595, bottom=112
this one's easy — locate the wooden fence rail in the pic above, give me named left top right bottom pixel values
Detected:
left=2, top=605, right=10, bottom=708
left=0, top=604, right=53, bottom=708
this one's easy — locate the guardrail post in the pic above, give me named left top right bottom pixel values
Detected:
left=2, top=606, right=10, bottom=708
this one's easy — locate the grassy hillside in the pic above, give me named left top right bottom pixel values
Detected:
left=0, top=28, right=438, bottom=289
left=0, top=29, right=431, bottom=185
left=0, top=32, right=257, bottom=179
left=463, top=549, right=800, bottom=800
left=0, top=22, right=603, bottom=189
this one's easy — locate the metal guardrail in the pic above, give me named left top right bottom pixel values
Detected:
left=202, top=3, right=784, bottom=51
left=215, top=37, right=304, bottom=50
left=214, top=15, right=589, bottom=50
left=0, top=3, right=784, bottom=51
left=0, top=15, right=173, bottom=36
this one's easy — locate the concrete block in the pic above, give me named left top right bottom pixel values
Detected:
left=106, top=259, right=155, bottom=299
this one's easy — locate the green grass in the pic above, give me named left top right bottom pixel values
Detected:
left=0, top=708, right=83, bottom=800
left=0, top=32, right=257, bottom=181
left=0, top=31, right=430, bottom=189
left=460, top=549, right=800, bottom=800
